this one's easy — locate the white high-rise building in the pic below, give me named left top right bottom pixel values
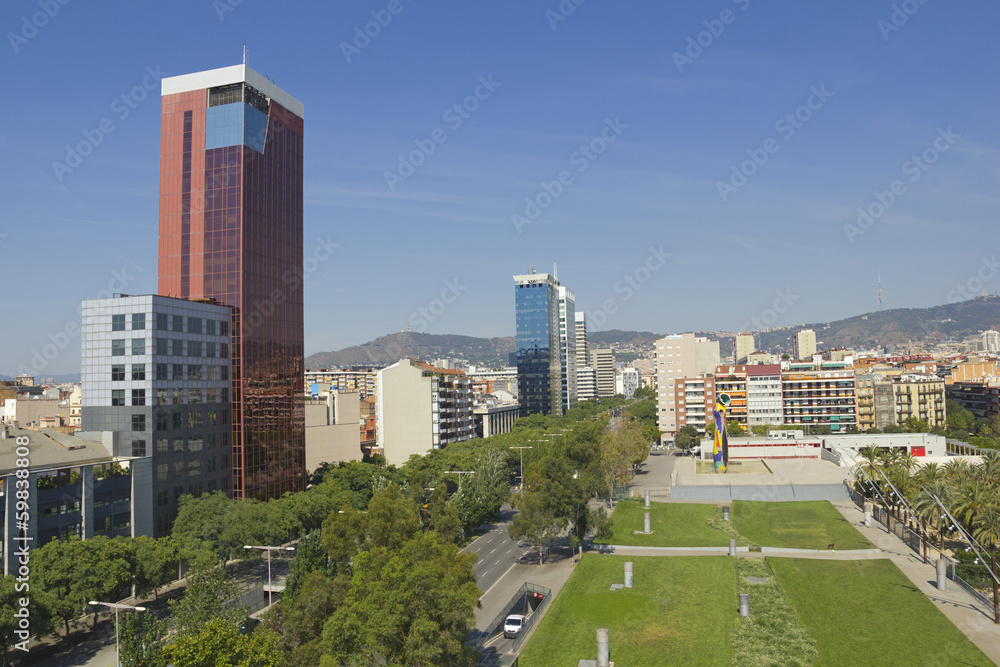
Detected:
left=984, top=330, right=1000, bottom=353
left=735, top=332, right=755, bottom=362
left=575, top=311, right=589, bottom=369
left=558, top=285, right=577, bottom=412
left=795, top=329, right=817, bottom=360
left=655, top=333, right=721, bottom=435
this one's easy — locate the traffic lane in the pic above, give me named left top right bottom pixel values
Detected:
left=474, top=538, right=531, bottom=596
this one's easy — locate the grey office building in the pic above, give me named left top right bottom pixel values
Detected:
left=81, top=295, right=233, bottom=537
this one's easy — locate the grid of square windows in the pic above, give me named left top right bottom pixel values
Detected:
left=112, top=314, right=126, bottom=331
left=132, top=313, right=145, bottom=330
left=112, top=365, right=125, bottom=381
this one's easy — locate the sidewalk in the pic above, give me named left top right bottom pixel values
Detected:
left=830, top=499, right=1000, bottom=665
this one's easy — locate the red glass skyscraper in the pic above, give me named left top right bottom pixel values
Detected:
left=158, top=64, right=305, bottom=500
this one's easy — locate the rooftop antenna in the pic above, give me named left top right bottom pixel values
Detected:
left=553, top=262, right=558, bottom=281
left=877, top=273, right=884, bottom=311
left=530, top=265, right=536, bottom=274
left=243, top=45, right=248, bottom=66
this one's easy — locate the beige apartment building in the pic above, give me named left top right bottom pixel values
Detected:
left=892, top=375, right=946, bottom=428
left=376, top=359, right=474, bottom=467
left=655, top=333, right=720, bottom=435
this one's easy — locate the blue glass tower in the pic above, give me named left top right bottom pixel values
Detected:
left=514, top=271, right=562, bottom=417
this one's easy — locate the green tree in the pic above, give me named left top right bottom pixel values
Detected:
left=1, top=574, right=53, bottom=663
left=508, top=457, right=584, bottom=563
left=168, top=567, right=248, bottom=638
left=161, top=617, right=284, bottom=667
left=171, top=492, right=234, bottom=565
left=266, top=571, right=346, bottom=667
left=322, top=483, right=421, bottom=577
left=674, top=425, right=700, bottom=450
left=118, top=610, right=166, bottom=667
left=132, top=536, right=178, bottom=601
left=322, top=532, right=480, bottom=666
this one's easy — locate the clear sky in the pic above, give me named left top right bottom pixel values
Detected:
left=2, top=0, right=998, bottom=376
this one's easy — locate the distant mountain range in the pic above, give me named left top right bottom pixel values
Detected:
left=305, top=333, right=516, bottom=369
left=752, top=296, right=1000, bottom=354
left=305, top=297, right=1000, bottom=369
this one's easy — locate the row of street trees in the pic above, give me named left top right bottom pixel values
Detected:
left=2, top=393, right=654, bottom=665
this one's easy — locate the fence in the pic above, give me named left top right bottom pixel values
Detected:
left=512, top=583, right=551, bottom=652
left=848, top=481, right=997, bottom=616
left=474, top=582, right=552, bottom=652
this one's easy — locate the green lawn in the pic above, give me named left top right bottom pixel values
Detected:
left=593, top=500, right=732, bottom=547
left=519, top=555, right=737, bottom=667
left=732, top=501, right=874, bottom=550
left=769, top=558, right=993, bottom=666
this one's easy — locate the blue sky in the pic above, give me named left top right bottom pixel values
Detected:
left=2, top=0, right=998, bottom=376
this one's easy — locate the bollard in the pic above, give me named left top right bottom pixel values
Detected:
left=936, top=557, right=948, bottom=591
left=729, top=539, right=737, bottom=557
left=597, top=628, right=610, bottom=667
left=723, top=506, right=730, bottom=521
left=739, top=593, right=749, bottom=617
left=624, top=561, right=633, bottom=589
left=644, top=512, right=651, bottom=533
left=645, top=489, right=650, bottom=508
left=863, top=509, right=871, bottom=527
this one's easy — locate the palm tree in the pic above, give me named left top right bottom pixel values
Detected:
left=973, top=506, right=1000, bottom=552
left=915, top=480, right=952, bottom=551
left=952, top=482, right=991, bottom=534
left=857, top=446, right=882, bottom=497
left=898, top=451, right=918, bottom=473
left=976, top=450, right=1000, bottom=487
left=915, top=461, right=942, bottom=486
left=942, top=459, right=972, bottom=481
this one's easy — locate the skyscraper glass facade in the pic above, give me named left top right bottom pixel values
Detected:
left=514, top=274, right=561, bottom=417
left=158, top=65, right=305, bottom=501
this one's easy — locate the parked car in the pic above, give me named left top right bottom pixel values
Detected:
left=503, top=614, right=525, bottom=639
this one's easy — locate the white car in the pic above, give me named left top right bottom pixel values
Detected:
left=503, top=614, right=525, bottom=639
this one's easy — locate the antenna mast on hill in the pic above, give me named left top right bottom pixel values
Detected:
left=877, top=273, right=884, bottom=312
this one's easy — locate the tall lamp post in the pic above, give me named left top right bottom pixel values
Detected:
left=88, top=601, right=145, bottom=667
left=243, top=545, right=296, bottom=608
left=445, top=470, right=475, bottom=491
left=510, top=446, right=532, bottom=494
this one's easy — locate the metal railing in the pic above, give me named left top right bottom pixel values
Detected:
left=474, top=582, right=552, bottom=651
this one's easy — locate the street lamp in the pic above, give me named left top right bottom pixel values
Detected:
left=510, top=446, right=532, bottom=494
left=88, top=601, right=145, bottom=667
left=243, top=545, right=296, bottom=608
left=445, top=470, right=475, bottom=491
